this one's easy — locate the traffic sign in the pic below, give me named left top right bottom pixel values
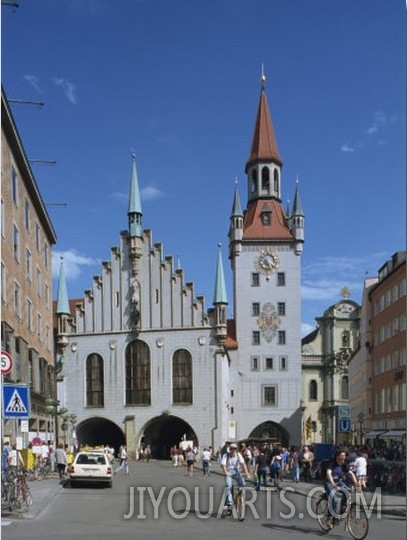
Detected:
left=3, top=384, right=30, bottom=418
left=337, top=405, right=351, bottom=419
left=337, top=418, right=351, bottom=432
left=1, top=350, right=13, bottom=374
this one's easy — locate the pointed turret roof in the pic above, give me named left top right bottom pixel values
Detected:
left=231, top=183, right=243, bottom=217
left=213, top=244, right=228, bottom=304
left=56, top=258, right=70, bottom=315
left=128, top=154, right=142, bottom=236
left=292, top=181, right=304, bottom=217
left=246, top=81, right=282, bottom=171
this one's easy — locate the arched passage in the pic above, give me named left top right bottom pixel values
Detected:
left=76, top=417, right=125, bottom=455
left=248, top=421, right=289, bottom=447
left=140, top=415, right=198, bottom=460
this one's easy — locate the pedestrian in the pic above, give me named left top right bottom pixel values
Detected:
left=144, top=444, right=151, bottom=463
left=171, top=445, right=178, bottom=467
left=354, top=449, right=367, bottom=489
left=269, top=449, right=283, bottom=490
left=290, top=446, right=301, bottom=483
left=301, top=445, right=314, bottom=482
left=201, top=447, right=212, bottom=477
left=115, top=445, right=129, bottom=475
left=185, top=446, right=195, bottom=477
left=2, top=441, right=12, bottom=474
left=254, top=448, right=270, bottom=489
left=54, top=443, right=68, bottom=479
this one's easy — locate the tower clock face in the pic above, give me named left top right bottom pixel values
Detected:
left=255, top=249, right=280, bottom=274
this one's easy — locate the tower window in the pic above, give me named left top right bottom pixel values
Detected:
left=251, top=273, right=260, bottom=287
left=278, top=331, right=286, bottom=345
left=277, top=272, right=286, bottom=287
left=262, top=385, right=277, bottom=406
left=252, top=331, right=260, bottom=345
left=278, top=302, right=286, bottom=316
left=251, top=356, right=259, bottom=371
left=261, top=211, right=271, bottom=226
left=261, top=166, right=270, bottom=192
left=265, top=357, right=273, bottom=370
left=252, top=302, right=260, bottom=316
left=309, top=379, right=318, bottom=401
left=251, top=170, right=257, bottom=193
left=279, top=356, right=287, bottom=370
left=273, top=169, right=279, bottom=194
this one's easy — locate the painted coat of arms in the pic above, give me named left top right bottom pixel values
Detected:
left=257, top=302, right=280, bottom=342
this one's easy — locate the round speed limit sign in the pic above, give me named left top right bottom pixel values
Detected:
left=1, top=350, right=13, bottom=374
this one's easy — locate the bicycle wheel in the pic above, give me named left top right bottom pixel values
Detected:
left=234, top=490, right=246, bottom=521
left=316, top=495, right=331, bottom=532
left=346, top=502, right=369, bottom=540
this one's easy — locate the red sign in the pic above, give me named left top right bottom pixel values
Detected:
left=1, top=350, right=13, bottom=374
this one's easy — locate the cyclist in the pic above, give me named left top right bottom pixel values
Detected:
left=221, top=443, right=250, bottom=511
left=325, top=448, right=358, bottom=529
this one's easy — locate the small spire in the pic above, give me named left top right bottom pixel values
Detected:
left=292, top=178, right=304, bottom=217
left=213, top=243, right=228, bottom=304
left=56, top=257, right=70, bottom=315
left=261, top=63, right=266, bottom=84
left=128, top=154, right=143, bottom=237
left=231, top=180, right=243, bottom=217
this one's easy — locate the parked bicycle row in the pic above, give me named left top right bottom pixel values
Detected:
left=1, top=468, right=33, bottom=513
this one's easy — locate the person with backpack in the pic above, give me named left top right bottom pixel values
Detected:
left=269, top=449, right=283, bottom=490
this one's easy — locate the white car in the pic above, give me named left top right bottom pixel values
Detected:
left=68, top=451, right=113, bottom=488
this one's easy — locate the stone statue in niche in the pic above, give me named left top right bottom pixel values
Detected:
left=130, top=277, right=140, bottom=328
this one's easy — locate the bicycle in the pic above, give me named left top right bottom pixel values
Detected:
left=221, top=485, right=246, bottom=521
left=1, top=470, right=33, bottom=512
left=315, top=488, right=369, bottom=540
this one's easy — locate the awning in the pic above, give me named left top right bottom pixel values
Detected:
left=363, top=431, right=387, bottom=438
left=379, top=430, right=406, bottom=438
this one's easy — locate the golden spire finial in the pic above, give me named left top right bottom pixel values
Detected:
left=261, top=63, right=266, bottom=84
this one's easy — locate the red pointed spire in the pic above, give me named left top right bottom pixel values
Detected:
left=246, top=84, right=282, bottom=170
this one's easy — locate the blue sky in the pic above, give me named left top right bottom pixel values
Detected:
left=2, top=0, right=405, bottom=336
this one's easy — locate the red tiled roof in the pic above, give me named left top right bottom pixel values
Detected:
left=246, top=88, right=282, bottom=169
left=243, top=198, right=293, bottom=240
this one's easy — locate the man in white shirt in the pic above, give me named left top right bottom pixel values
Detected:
left=201, top=447, right=212, bottom=477
left=221, top=443, right=250, bottom=508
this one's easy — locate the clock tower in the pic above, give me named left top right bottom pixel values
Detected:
left=228, top=73, right=305, bottom=444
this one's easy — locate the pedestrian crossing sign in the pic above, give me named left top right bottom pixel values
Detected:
left=3, top=384, right=30, bottom=418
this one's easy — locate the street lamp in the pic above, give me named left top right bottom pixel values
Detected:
left=44, top=396, right=58, bottom=443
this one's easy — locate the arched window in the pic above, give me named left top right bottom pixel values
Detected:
left=251, top=170, right=257, bottom=193
left=274, top=169, right=279, bottom=193
left=261, top=166, right=270, bottom=192
left=173, top=349, right=192, bottom=404
left=342, top=330, right=350, bottom=347
left=341, top=376, right=349, bottom=400
left=86, top=353, right=104, bottom=407
left=125, top=340, right=151, bottom=405
left=309, top=379, right=318, bottom=401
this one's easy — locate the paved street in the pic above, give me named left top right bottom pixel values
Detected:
left=2, top=459, right=406, bottom=539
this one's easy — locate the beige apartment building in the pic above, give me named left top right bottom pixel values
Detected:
left=1, top=88, right=57, bottom=444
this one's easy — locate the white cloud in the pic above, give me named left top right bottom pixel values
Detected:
left=24, top=75, right=42, bottom=94
left=341, top=143, right=354, bottom=153
left=366, top=111, right=387, bottom=135
left=301, top=322, right=316, bottom=338
left=53, top=77, right=77, bottom=104
left=52, top=249, right=99, bottom=281
left=141, top=186, right=165, bottom=201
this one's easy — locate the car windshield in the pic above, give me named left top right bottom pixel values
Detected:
left=76, top=454, right=106, bottom=465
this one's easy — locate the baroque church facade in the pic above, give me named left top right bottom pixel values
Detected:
left=55, top=78, right=305, bottom=457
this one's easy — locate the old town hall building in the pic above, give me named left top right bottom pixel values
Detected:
left=55, top=78, right=305, bottom=457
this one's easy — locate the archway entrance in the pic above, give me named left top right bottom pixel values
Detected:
left=140, top=415, right=197, bottom=460
left=248, top=421, right=289, bottom=447
left=76, top=417, right=125, bottom=455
